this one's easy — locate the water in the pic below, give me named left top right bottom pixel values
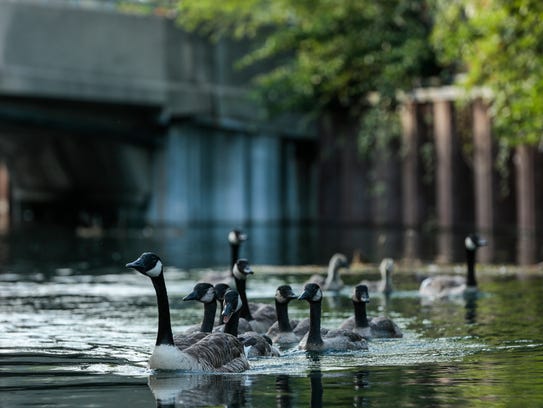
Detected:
left=1, top=225, right=543, bottom=407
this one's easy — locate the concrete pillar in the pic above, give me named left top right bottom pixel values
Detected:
left=514, top=144, right=536, bottom=265
left=400, top=101, right=420, bottom=262
left=472, top=98, right=494, bottom=262
left=433, top=100, right=454, bottom=263
left=401, top=101, right=419, bottom=228
left=0, top=162, right=9, bottom=233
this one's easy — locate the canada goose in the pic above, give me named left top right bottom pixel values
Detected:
left=178, top=285, right=247, bottom=350
left=419, top=234, right=487, bottom=299
left=265, top=285, right=300, bottom=346
left=200, top=229, right=247, bottom=285
left=232, top=258, right=254, bottom=320
left=222, top=288, right=279, bottom=357
left=307, top=253, right=349, bottom=291
left=228, top=229, right=247, bottom=271
left=232, top=258, right=276, bottom=333
left=168, top=283, right=219, bottom=350
left=339, top=285, right=402, bottom=338
left=297, top=283, right=368, bottom=352
left=126, top=252, right=249, bottom=372
left=359, top=258, right=395, bottom=295
left=182, top=282, right=217, bottom=334
left=213, top=282, right=252, bottom=333
left=219, top=288, right=245, bottom=335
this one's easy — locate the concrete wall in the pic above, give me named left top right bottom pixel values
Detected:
left=148, top=122, right=315, bottom=225
left=0, top=1, right=284, bottom=123
left=0, top=1, right=315, bottom=228
left=0, top=2, right=169, bottom=105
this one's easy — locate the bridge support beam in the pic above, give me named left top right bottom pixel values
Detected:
left=400, top=101, right=420, bottom=262
left=472, top=98, right=494, bottom=262
left=514, top=144, right=536, bottom=265
left=433, top=99, right=454, bottom=263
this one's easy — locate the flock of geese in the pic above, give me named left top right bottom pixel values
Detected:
left=125, top=230, right=487, bottom=373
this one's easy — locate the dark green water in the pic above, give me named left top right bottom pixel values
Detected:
left=1, top=226, right=542, bottom=407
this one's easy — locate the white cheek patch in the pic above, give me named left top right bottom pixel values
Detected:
left=232, top=264, right=245, bottom=280
left=228, top=231, right=237, bottom=244
left=313, top=290, right=322, bottom=302
left=465, top=237, right=476, bottom=251
left=201, top=288, right=215, bottom=303
left=148, top=260, right=163, bottom=277
left=235, top=295, right=243, bottom=312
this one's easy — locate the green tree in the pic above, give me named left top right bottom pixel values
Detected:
left=176, top=0, right=440, bottom=122
left=432, top=0, right=543, bottom=146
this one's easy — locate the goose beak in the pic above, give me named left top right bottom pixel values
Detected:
left=182, top=291, right=198, bottom=301
left=125, top=258, right=144, bottom=273
left=478, top=238, right=488, bottom=247
left=222, top=307, right=233, bottom=324
left=298, top=290, right=310, bottom=301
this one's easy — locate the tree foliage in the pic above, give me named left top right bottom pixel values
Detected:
left=432, top=0, right=543, bottom=146
left=176, top=0, right=439, bottom=119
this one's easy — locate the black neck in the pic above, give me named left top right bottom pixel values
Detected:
left=276, top=300, right=293, bottom=332
left=353, top=301, right=369, bottom=328
left=224, top=310, right=240, bottom=336
left=235, top=277, right=253, bottom=320
left=466, top=249, right=477, bottom=287
left=307, top=301, right=324, bottom=347
left=151, top=274, right=174, bottom=346
left=230, top=244, right=240, bottom=272
left=200, top=301, right=217, bottom=333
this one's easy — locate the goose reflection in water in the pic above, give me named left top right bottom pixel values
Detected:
left=148, top=372, right=245, bottom=408
left=464, top=292, right=478, bottom=325
left=309, top=370, right=323, bottom=408
left=275, top=374, right=293, bottom=408
left=272, top=372, right=325, bottom=408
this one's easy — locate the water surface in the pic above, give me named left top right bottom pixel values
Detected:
left=1, top=226, right=543, bottom=407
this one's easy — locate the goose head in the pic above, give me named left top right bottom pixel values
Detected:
left=324, top=253, right=348, bottom=290
left=213, top=283, right=230, bottom=303
left=329, top=253, right=349, bottom=271
left=275, top=285, right=298, bottom=304
left=183, top=282, right=215, bottom=304
left=352, top=284, right=370, bottom=303
left=232, top=259, right=254, bottom=281
left=125, top=252, right=163, bottom=278
left=298, top=283, right=323, bottom=303
left=228, top=229, right=248, bottom=246
left=378, top=258, right=394, bottom=293
left=379, top=258, right=394, bottom=280
left=465, top=234, right=487, bottom=251
left=222, top=289, right=243, bottom=323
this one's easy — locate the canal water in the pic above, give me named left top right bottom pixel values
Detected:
left=1, top=225, right=542, bottom=407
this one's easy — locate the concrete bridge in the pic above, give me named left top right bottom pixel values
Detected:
left=0, top=1, right=541, bottom=265
left=0, top=0, right=314, bottom=229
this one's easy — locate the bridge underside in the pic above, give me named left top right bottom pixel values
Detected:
left=0, top=2, right=319, bottom=229
left=0, top=96, right=162, bottom=227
